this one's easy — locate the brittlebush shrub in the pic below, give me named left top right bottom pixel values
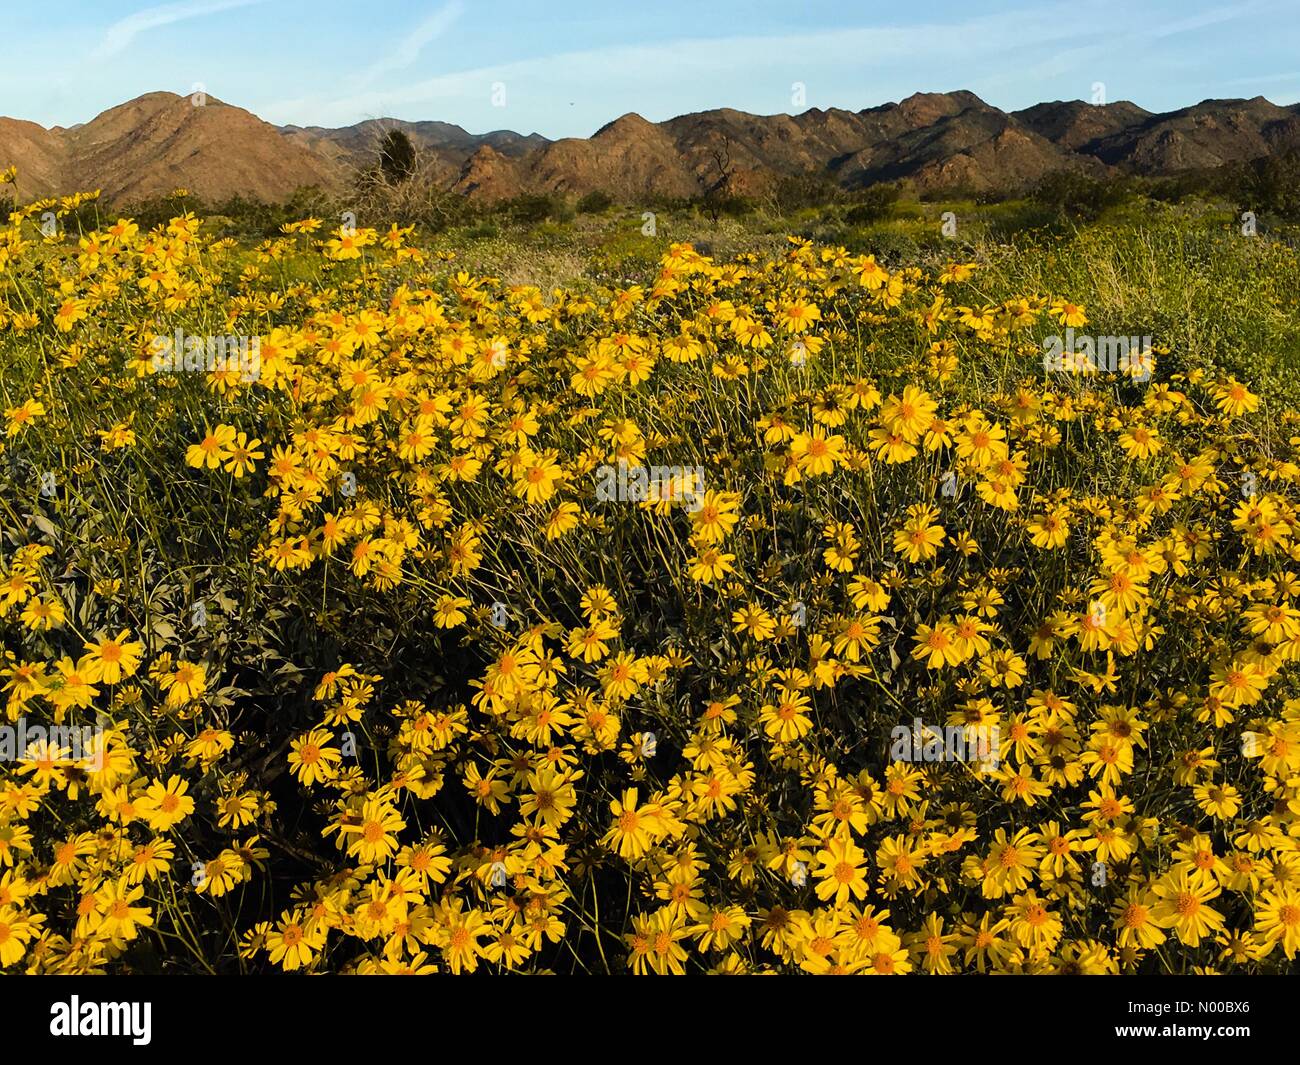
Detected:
left=1, top=183, right=1299, bottom=975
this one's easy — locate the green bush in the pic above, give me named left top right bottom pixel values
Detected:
left=772, top=173, right=842, bottom=213
left=1224, top=151, right=1300, bottom=221
left=577, top=190, right=614, bottom=214
left=504, top=193, right=571, bottom=225
left=1030, top=170, right=1136, bottom=221
left=844, top=184, right=900, bottom=224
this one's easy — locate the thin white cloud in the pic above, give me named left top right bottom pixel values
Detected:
left=355, top=2, right=463, bottom=88
left=92, top=0, right=267, bottom=60
left=1148, top=0, right=1261, bottom=38
left=261, top=5, right=1089, bottom=129
left=976, top=2, right=1261, bottom=100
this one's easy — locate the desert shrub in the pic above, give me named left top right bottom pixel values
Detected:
left=1224, top=151, right=1300, bottom=221
left=843, top=226, right=922, bottom=264
left=844, top=183, right=901, bottom=224
left=378, top=130, right=418, bottom=185
left=577, top=190, right=614, bottom=214
left=700, top=193, right=755, bottom=222
left=1030, top=170, right=1137, bottom=221
left=772, top=173, right=842, bottom=213
left=502, top=193, right=572, bottom=226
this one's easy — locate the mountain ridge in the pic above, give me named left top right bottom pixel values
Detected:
left=4, top=90, right=1299, bottom=205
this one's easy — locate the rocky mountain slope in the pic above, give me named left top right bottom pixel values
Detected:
left=4, top=89, right=1297, bottom=205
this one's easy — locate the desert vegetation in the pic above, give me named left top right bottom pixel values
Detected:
left=2, top=155, right=1300, bottom=974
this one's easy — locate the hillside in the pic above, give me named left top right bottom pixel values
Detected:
left=4, top=89, right=1299, bottom=205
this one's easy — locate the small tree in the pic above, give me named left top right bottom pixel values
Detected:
left=702, top=136, right=736, bottom=224
left=378, top=130, right=417, bottom=185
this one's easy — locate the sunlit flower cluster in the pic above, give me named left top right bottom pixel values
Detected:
left=2, top=181, right=1299, bottom=974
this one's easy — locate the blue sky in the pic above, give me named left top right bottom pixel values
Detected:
left=5, top=0, right=1300, bottom=135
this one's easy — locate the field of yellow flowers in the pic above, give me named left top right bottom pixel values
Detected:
left=2, top=181, right=1299, bottom=976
